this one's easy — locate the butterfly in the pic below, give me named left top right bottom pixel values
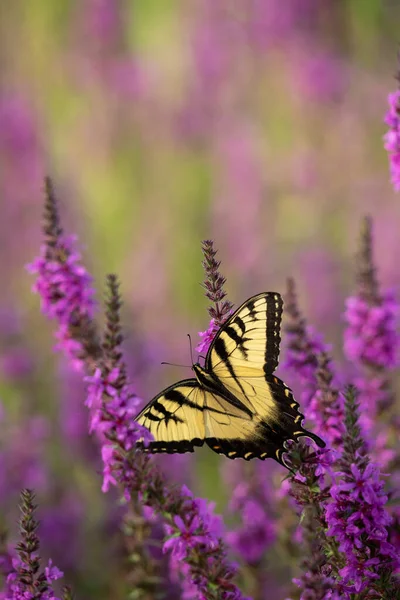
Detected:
left=135, top=292, right=325, bottom=467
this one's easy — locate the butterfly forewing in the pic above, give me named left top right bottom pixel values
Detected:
left=207, top=292, right=283, bottom=376
left=135, top=380, right=206, bottom=454
left=204, top=292, right=324, bottom=460
left=205, top=292, right=282, bottom=416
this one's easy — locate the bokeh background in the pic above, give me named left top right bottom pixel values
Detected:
left=1, top=0, right=400, bottom=597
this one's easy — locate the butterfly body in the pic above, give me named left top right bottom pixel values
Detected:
left=135, top=292, right=325, bottom=467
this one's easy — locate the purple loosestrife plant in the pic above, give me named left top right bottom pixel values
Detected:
left=325, top=387, right=400, bottom=597
left=26, top=178, right=100, bottom=372
left=282, top=286, right=348, bottom=597
left=291, top=509, right=344, bottom=600
left=284, top=278, right=331, bottom=410
left=309, top=353, right=345, bottom=451
left=196, top=239, right=234, bottom=354
left=29, top=181, right=249, bottom=600
left=287, top=441, right=338, bottom=599
left=344, top=217, right=398, bottom=429
left=343, top=218, right=400, bottom=559
left=85, top=274, right=154, bottom=495
left=5, top=489, right=64, bottom=600
left=199, top=242, right=275, bottom=598
left=284, top=279, right=344, bottom=450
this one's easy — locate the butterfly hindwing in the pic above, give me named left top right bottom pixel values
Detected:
left=202, top=386, right=290, bottom=465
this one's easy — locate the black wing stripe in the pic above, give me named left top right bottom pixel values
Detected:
left=264, top=293, right=283, bottom=374
left=224, top=326, right=249, bottom=359
left=162, top=387, right=238, bottom=417
left=233, top=316, right=246, bottom=335
left=213, top=336, right=251, bottom=402
left=247, top=299, right=257, bottom=321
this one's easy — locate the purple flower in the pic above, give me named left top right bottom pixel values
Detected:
left=306, top=353, right=345, bottom=450
left=226, top=498, right=275, bottom=564
left=384, top=90, right=400, bottom=191
left=88, top=369, right=152, bottom=493
left=196, top=318, right=219, bottom=354
left=325, top=391, right=399, bottom=594
left=44, top=560, right=63, bottom=584
left=27, top=234, right=96, bottom=369
left=344, top=291, right=399, bottom=369
left=6, top=490, right=64, bottom=600
left=163, top=514, right=210, bottom=560
left=164, top=486, right=247, bottom=600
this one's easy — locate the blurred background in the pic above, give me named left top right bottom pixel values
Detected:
left=1, top=0, right=400, bottom=597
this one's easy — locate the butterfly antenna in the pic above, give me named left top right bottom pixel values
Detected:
left=161, top=361, right=191, bottom=369
left=187, top=333, right=194, bottom=365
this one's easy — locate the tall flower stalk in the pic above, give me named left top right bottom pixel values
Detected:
left=344, top=217, right=399, bottom=453
left=343, top=217, right=400, bottom=558
left=197, top=239, right=234, bottom=353
left=5, top=489, right=64, bottom=599
left=284, top=277, right=331, bottom=410
left=325, top=387, right=399, bottom=596
left=26, top=177, right=100, bottom=372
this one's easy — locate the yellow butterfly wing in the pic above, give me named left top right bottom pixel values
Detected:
left=204, top=292, right=325, bottom=463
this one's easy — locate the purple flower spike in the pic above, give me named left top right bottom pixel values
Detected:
left=196, top=240, right=233, bottom=354
left=284, top=278, right=332, bottom=409
left=6, top=490, right=64, bottom=600
left=27, top=178, right=100, bottom=370
left=196, top=318, right=218, bottom=354
left=165, top=486, right=248, bottom=600
left=308, top=353, right=345, bottom=450
left=344, top=291, right=398, bottom=369
left=201, top=240, right=233, bottom=326
left=384, top=89, right=400, bottom=191
left=344, top=217, right=399, bottom=438
left=325, top=387, right=399, bottom=596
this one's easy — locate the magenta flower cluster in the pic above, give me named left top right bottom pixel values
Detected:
left=164, top=486, right=247, bottom=600
left=27, top=235, right=96, bottom=369
left=5, top=557, right=63, bottom=600
left=85, top=366, right=152, bottom=494
left=384, top=90, right=400, bottom=191
left=226, top=477, right=276, bottom=565
left=344, top=291, right=399, bottom=369
left=196, top=318, right=219, bottom=354
left=326, top=462, right=398, bottom=593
